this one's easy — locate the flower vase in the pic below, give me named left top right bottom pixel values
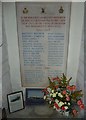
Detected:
left=56, top=109, right=62, bottom=114
left=64, top=111, right=69, bottom=117
left=56, top=108, right=61, bottom=113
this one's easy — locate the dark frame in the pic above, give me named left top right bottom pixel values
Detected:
left=7, top=91, right=25, bottom=113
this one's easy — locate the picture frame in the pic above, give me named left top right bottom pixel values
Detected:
left=25, top=88, right=45, bottom=105
left=7, top=91, right=25, bottom=113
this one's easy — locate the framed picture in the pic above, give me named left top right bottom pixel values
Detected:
left=7, top=91, right=25, bottom=113
left=25, top=88, right=45, bottom=105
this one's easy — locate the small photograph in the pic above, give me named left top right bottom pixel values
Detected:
left=7, top=91, right=24, bottom=113
left=25, top=88, right=45, bottom=105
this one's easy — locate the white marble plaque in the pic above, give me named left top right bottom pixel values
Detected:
left=16, top=2, right=71, bottom=87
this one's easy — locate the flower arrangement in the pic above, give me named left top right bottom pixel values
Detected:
left=42, top=73, right=84, bottom=117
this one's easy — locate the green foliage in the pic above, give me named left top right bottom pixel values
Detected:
left=71, top=90, right=83, bottom=100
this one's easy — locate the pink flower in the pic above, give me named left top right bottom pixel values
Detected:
left=66, top=96, right=70, bottom=101
left=66, top=86, right=70, bottom=90
left=72, top=85, right=76, bottom=90
left=77, top=100, right=82, bottom=105
left=69, top=86, right=74, bottom=91
left=79, top=104, right=84, bottom=110
left=62, top=90, right=66, bottom=95
left=72, top=109, right=78, bottom=116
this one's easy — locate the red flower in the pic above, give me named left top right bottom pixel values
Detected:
left=42, top=88, right=49, bottom=94
left=55, top=85, right=58, bottom=89
left=61, top=106, right=65, bottom=110
left=62, top=90, right=66, bottom=95
left=79, top=104, right=84, bottom=110
left=77, top=100, right=82, bottom=105
left=54, top=103, right=60, bottom=109
left=51, top=98, right=54, bottom=101
left=72, top=109, right=78, bottom=116
left=67, top=85, right=76, bottom=91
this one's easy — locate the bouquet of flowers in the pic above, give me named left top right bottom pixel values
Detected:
left=42, top=73, right=84, bottom=117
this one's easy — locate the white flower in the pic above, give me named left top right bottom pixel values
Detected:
left=65, top=102, right=67, bottom=104
left=58, top=93, right=63, bottom=98
left=58, top=101, right=64, bottom=107
left=56, top=92, right=58, bottom=94
left=43, top=96, right=46, bottom=100
left=55, top=99, right=59, bottom=104
left=47, top=88, right=51, bottom=93
left=64, top=106, right=68, bottom=110
left=52, top=90, right=54, bottom=93
left=68, top=103, right=70, bottom=105
left=49, top=101, right=52, bottom=104
left=53, top=93, right=56, bottom=97
left=50, top=93, right=53, bottom=97
left=47, top=97, right=51, bottom=100
left=53, top=106, right=56, bottom=109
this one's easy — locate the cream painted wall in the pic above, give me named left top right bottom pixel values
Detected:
left=3, top=2, right=84, bottom=93
left=3, top=3, right=22, bottom=92
left=76, top=25, right=84, bottom=90
left=67, top=2, right=84, bottom=84
left=2, top=21, right=12, bottom=108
